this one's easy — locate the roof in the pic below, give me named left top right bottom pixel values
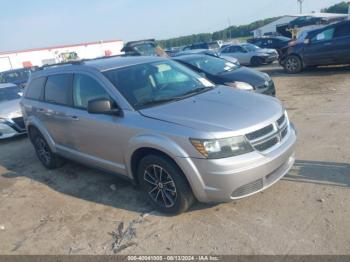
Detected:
left=32, top=56, right=168, bottom=77
left=85, top=56, right=166, bottom=71
left=0, top=39, right=123, bottom=56
left=0, top=83, right=17, bottom=89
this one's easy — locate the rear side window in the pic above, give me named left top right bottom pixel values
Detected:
left=25, top=77, right=46, bottom=100
left=44, top=74, right=72, bottom=105
left=334, top=24, right=350, bottom=38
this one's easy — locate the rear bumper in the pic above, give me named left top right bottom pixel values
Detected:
left=176, top=124, right=296, bottom=203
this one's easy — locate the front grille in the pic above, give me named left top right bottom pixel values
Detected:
left=246, top=124, right=274, bottom=141
left=245, top=112, right=289, bottom=153
left=232, top=178, right=264, bottom=198
left=255, top=137, right=279, bottom=151
left=11, top=117, right=25, bottom=130
left=277, top=114, right=286, bottom=127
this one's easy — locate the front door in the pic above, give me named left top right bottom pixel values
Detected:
left=64, top=73, right=126, bottom=174
left=303, top=27, right=336, bottom=66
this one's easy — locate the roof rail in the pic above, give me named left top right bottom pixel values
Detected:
left=37, top=60, right=84, bottom=71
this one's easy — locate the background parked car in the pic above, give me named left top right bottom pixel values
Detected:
left=0, top=83, right=26, bottom=139
left=183, top=41, right=221, bottom=51
left=247, top=36, right=291, bottom=54
left=121, top=39, right=168, bottom=57
left=280, top=20, right=350, bottom=73
left=174, top=49, right=239, bottom=65
left=174, top=54, right=276, bottom=96
left=219, top=43, right=279, bottom=66
left=0, top=67, right=38, bottom=88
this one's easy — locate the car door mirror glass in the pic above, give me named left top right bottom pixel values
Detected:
left=87, top=98, right=120, bottom=115
left=316, top=33, right=325, bottom=41
left=304, top=38, right=310, bottom=44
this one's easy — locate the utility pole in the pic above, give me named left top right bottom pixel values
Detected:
left=227, top=18, right=232, bottom=40
left=297, top=0, right=304, bottom=14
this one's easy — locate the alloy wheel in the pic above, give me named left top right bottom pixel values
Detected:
left=143, top=164, right=177, bottom=208
left=286, top=57, right=299, bottom=72
left=35, top=137, right=51, bottom=166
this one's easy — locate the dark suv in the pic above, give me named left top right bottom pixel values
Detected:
left=183, top=41, right=221, bottom=51
left=280, top=20, right=350, bottom=73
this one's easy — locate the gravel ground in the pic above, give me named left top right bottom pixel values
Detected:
left=0, top=64, right=349, bottom=255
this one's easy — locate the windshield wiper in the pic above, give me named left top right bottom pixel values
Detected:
left=135, top=97, right=180, bottom=109
left=179, top=86, right=213, bottom=97
left=135, top=87, right=213, bottom=109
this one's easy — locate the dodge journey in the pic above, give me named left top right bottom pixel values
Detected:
left=21, top=56, right=297, bottom=214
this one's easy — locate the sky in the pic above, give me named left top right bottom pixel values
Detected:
left=0, top=0, right=345, bottom=51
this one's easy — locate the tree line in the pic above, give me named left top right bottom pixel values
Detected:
left=158, top=17, right=278, bottom=48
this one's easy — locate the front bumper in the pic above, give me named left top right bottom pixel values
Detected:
left=0, top=118, right=26, bottom=139
left=261, top=54, right=278, bottom=63
left=176, top=124, right=296, bottom=203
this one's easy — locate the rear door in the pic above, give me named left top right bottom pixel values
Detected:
left=303, top=27, right=336, bottom=66
left=332, top=23, right=350, bottom=63
left=221, top=46, right=249, bottom=64
left=42, top=74, right=73, bottom=147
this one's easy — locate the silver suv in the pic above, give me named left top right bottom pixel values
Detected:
left=21, top=56, right=296, bottom=214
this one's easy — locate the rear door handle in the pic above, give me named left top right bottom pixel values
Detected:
left=66, top=115, right=79, bottom=121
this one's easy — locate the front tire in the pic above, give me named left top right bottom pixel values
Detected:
left=284, top=55, right=303, bottom=73
left=138, top=154, right=194, bottom=214
left=31, top=130, right=64, bottom=169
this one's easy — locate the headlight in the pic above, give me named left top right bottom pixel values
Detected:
left=225, top=81, right=254, bottom=91
left=262, top=72, right=271, bottom=80
left=190, top=136, right=253, bottom=159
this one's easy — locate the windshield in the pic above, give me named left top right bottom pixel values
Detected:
left=103, top=60, right=215, bottom=109
left=183, top=55, right=239, bottom=75
left=242, top=43, right=261, bottom=52
left=0, top=86, right=23, bottom=102
left=133, top=43, right=158, bottom=56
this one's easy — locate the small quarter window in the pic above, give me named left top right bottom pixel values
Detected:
left=25, top=77, right=46, bottom=100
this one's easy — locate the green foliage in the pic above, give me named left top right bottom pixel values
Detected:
left=321, top=1, right=349, bottom=14
left=158, top=17, right=280, bottom=48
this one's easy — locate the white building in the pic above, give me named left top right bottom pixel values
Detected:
left=253, top=13, right=348, bottom=38
left=0, top=40, right=124, bottom=72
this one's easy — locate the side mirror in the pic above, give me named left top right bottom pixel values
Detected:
left=87, top=98, right=121, bottom=116
left=304, top=39, right=310, bottom=45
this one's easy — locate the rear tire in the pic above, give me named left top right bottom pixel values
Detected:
left=30, top=129, right=64, bottom=169
left=138, top=154, right=194, bottom=214
left=284, top=55, right=303, bottom=73
left=251, top=56, right=262, bottom=67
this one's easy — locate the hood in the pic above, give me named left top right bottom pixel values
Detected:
left=140, top=86, right=283, bottom=137
left=0, top=99, right=22, bottom=119
left=219, top=66, right=269, bottom=87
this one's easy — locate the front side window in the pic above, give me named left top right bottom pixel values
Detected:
left=312, top=28, right=334, bottom=42
left=242, top=44, right=260, bottom=52
left=0, top=85, right=22, bottom=102
left=103, top=60, right=214, bottom=109
left=73, top=74, right=111, bottom=109
left=44, top=74, right=72, bottom=105
left=183, top=56, right=239, bottom=75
